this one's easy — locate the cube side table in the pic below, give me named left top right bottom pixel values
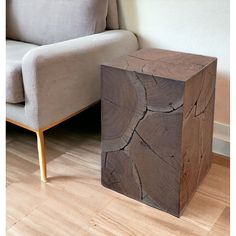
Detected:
left=101, top=48, right=217, bottom=217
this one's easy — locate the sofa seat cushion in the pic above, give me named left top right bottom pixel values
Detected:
left=6, top=40, right=38, bottom=103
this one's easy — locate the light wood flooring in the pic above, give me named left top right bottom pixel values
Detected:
left=6, top=104, right=230, bottom=236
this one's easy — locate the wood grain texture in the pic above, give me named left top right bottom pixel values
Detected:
left=101, top=67, right=146, bottom=152
left=6, top=110, right=230, bottom=235
left=101, top=48, right=217, bottom=217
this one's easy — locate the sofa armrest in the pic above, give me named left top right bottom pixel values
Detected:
left=21, top=30, right=139, bottom=130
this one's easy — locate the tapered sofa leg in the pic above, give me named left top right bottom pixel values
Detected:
left=36, top=130, right=47, bottom=182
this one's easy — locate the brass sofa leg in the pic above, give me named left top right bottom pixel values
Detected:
left=36, top=130, right=47, bottom=182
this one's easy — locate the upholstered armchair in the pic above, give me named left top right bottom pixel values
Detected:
left=6, top=0, right=139, bottom=182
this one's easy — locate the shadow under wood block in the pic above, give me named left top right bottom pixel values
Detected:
left=101, top=48, right=217, bottom=217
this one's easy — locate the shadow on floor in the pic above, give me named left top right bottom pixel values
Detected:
left=6, top=102, right=101, bottom=139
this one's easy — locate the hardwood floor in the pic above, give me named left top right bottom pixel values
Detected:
left=6, top=105, right=230, bottom=236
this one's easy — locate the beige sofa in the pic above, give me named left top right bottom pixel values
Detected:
left=6, top=0, right=139, bottom=182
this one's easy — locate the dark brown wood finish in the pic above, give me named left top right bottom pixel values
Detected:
left=101, top=48, right=217, bottom=217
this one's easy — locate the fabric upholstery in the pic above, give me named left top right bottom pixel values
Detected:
left=6, top=0, right=109, bottom=45
left=6, top=40, right=38, bottom=103
left=7, top=30, right=139, bottom=130
left=107, top=0, right=119, bottom=30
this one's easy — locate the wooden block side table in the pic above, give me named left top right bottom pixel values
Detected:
left=101, top=48, right=217, bottom=217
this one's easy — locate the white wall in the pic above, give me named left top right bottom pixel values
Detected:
left=118, top=0, right=230, bottom=124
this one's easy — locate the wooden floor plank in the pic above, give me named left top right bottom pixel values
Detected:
left=197, top=163, right=230, bottom=206
left=90, top=196, right=208, bottom=236
left=181, top=192, right=226, bottom=231
left=6, top=151, right=38, bottom=185
left=6, top=176, right=61, bottom=230
left=208, top=207, right=230, bottom=236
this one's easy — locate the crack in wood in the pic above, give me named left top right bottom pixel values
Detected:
left=194, top=90, right=215, bottom=118
left=184, top=70, right=204, bottom=119
left=148, top=104, right=183, bottom=114
left=110, top=169, right=116, bottom=176
left=119, top=72, right=150, bottom=151
left=127, top=52, right=183, bottom=63
left=132, top=161, right=143, bottom=199
left=135, top=130, right=178, bottom=171
left=128, top=55, right=154, bottom=62
left=103, top=153, right=108, bottom=168
left=102, top=69, right=147, bottom=152
left=121, top=108, right=148, bottom=151
left=141, top=63, right=148, bottom=73
left=193, top=70, right=205, bottom=105
left=184, top=101, right=197, bottom=120
left=135, top=72, right=148, bottom=101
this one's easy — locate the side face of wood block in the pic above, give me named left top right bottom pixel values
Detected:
left=180, top=61, right=217, bottom=212
left=101, top=48, right=217, bottom=217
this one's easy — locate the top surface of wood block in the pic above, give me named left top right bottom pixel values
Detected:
left=103, top=48, right=217, bottom=82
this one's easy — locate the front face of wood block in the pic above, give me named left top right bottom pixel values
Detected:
left=101, top=66, right=185, bottom=216
left=101, top=48, right=217, bottom=217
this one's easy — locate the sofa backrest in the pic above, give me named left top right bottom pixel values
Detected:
left=6, top=0, right=119, bottom=45
left=107, top=0, right=119, bottom=30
